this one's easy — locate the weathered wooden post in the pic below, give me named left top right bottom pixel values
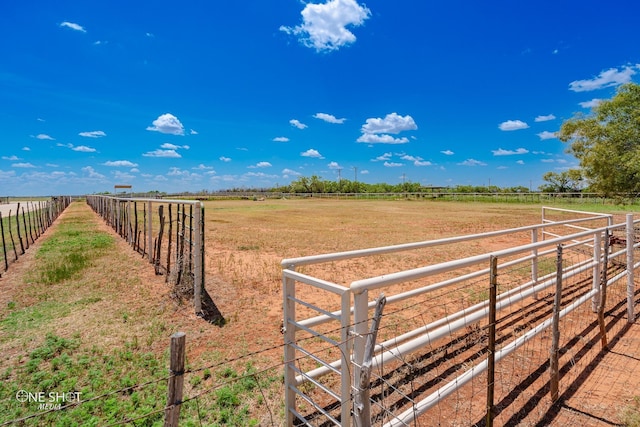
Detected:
left=165, top=332, right=186, bottom=427
left=597, top=230, right=610, bottom=350
left=550, top=244, right=563, bottom=402
left=627, top=214, right=635, bottom=323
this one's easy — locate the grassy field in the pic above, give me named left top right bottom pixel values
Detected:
left=1, top=198, right=639, bottom=426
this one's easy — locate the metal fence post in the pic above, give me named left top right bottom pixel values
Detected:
left=351, top=289, right=369, bottom=427
left=550, top=244, right=563, bottom=402
left=282, top=268, right=297, bottom=427
left=592, top=232, right=602, bottom=313
left=486, top=256, right=498, bottom=426
left=193, top=202, right=203, bottom=314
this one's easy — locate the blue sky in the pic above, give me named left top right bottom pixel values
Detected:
left=1, top=0, right=639, bottom=196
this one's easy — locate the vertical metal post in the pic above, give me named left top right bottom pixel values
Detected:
left=627, top=214, right=635, bottom=323
left=354, top=294, right=386, bottom=427
left=193, top=202, right=203, bottom=314
left=592, top=232, right=602, bottom=312
left=531, top=229, right=538, bottom=299
left=147, top=200, right=153, bottom=262
left=486, top=256, right=498, bottom=427
left=550, top=244, right=563, bottom=402
left=351, top=289, right=369, bottom=427
left=341, top=290, right=353, bottom=427
left=283, top=269, right=297, bottom=427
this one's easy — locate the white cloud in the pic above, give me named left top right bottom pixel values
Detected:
left=401, top=154, right=432, bottom=166
left=248, top=161, right=272, bottom=168
left=219, top=156, right=232, bottom=162
left=361, top=112, right=417, bottom=135
left=280, top=0, right=371, bottom=52
left=516, top=160, right=525, bottom=165
left=60, top=21, right=86, bottom=32
left=569, top=65, right=638, bottom=92
left=579, top=99, right=603, bottom=108
left=492, top=148, right=529, bottom=156
left=534, top=114, right=556, bottom=122
left=192, top=164, right=214, bottom=170
left=458, top=159, right=487, bottom=166
left=22, top=147, right=31, bottom=151
left=301, top=149, right=324, bottom=159
left=34, top=133, right=55, bottom=140
left=372, top=152, right=392, bottom=161
left=441, top=150, right=454, bottom=155
left=72, top=145, right=97, bottom=153
left=273, top=136, right=290, bottom=142
left=103, top=160, right=138, bottom=167
left=498, top=120, right=529, bottom=131
left=146, top=113, right=185, bottom=135
left=82, top=166, right=105, bottom=179
left=383, top=161, right=403, bottom=168
left=12, top=162, right=36, bottom=168
left=357, top=134, right=409, bottom=144
left=314, top=113, right=346, bottom=124
left=290, top=119, right=308, bottom=129
left=143, top=149, right=181, bottom=158
left=79, top=130, right=106, bottom=138
left=2, top=155, right=20, bottom=161
left=190, top=129, right=198, bottom=135
left=282, top=168, right=302, bottom=177
left=328, top=161, right=342, bottom=170
left=160, top=143, right=189, bottom=150
left=537, top=131, right=557, bottom=140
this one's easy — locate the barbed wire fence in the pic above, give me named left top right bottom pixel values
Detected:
left=0, top=197, right=72, bottom=277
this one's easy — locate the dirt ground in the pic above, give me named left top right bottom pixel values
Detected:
left=2, top=199, right=640, bottom=426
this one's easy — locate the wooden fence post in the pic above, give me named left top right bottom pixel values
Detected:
left=0, top=212, right=8, bottom=272
left=165, top=332, right=186, bottom=427
left=597, top=230, right=610, bottom=350
left=550, top=244, right=563, bottom=402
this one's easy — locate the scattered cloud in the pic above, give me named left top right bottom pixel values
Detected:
left=458, top=159, right=487, bottom=166
left=290, top=119, right=308, bottom=129
left=146, top=113, right=185, bottom=135
left=82, top=166, right=105, bottom=179
left=357, top=134, right=409, bottom=144
left=2, top=155, right=20, bottom=161
left=79, top=130, right=106, bottom=138
left=103, top=160, right=138, bottom=167
left=192, top=164, right=214, bottom=170
left=33, top=133, right=55, bottom=140
left=579, top=99, right=603, bottom=108
left=492, top=148, right=529, bottom=156
left=400, top=154, right=432, bottom=166
left=143, top=149, right=181, bottom=158
left=273, top=136, right=290, bottom=142
left=280, top=0, right=371, bottom=52
left=22, top=147, right=31, bottom=151
left=219, top=156, right=232, bottom=162
left=498, top=120, right=529, bottom=131
left=12, top=162, right=36, bottom=168
left=248, top=161, right=272, bottom=168
left=190, top=129, right=198, bottom=135
left=537, top=131, right=557, bottom=140
left=328, top=161, right=342, bottom=170
left=72, top=145, right=97, bottom=153
left=372, top=153, right=392, bottom=162
left=534, top=114, right=556, bottom=122
left=383, top=161, right=403, bottom=167
left=516, top=160, right=525, bottom=165
left=361, top=112, right=417, bottom=135
left=60, top=21, right=86, bottom=33
left=301, top=149, right=324, bottom=159
left=314, top=113, right=346, bottom=124
left=441, top=150, right=454, bottom=155
left=569, top=65, right=638, bottom=92
left=282, top=168, right=302, bottom=177
left=161, top=143, right=189, bottom=150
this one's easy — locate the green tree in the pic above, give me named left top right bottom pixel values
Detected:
left=539, top=170, right=584, bottom=193
left=557, top=82, right=640, bottom=195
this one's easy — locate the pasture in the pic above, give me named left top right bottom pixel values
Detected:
left=1, top=198, right=639, bottom=426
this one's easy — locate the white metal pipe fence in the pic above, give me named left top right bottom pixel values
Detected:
left=282, top=208, right=639, bottom=426
left=86, top=195, right=205, bottom=314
